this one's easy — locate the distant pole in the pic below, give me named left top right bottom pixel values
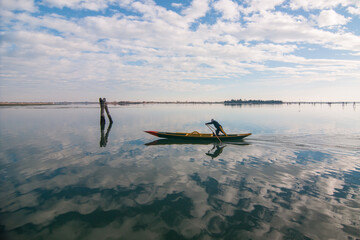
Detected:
left=99, top=98, right=106, bottom=125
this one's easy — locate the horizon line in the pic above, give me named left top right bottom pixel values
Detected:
left=1, top=100, right=360, bottom=105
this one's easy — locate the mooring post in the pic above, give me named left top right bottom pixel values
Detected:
left=99, top=98, right=106, bottom=125
left=99, top=97, right=113, bottom=125
left=103, top=98, right=113, bottom=123
left=99, top=98, right=113, bottom=147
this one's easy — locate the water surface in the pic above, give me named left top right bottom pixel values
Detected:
left=0, top=104, right=359, bottom=240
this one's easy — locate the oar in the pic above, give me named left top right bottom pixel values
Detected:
left=206, top=124, right=222, bottom=144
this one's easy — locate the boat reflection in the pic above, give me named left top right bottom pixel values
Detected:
left=145, top=139, right=249, bottom=159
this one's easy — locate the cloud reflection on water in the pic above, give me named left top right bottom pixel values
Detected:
left=0, top=104, right=359, bottom=240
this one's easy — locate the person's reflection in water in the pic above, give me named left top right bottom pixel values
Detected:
left=100, top=121, right=113, bottom=147
left=206, top=144, right=225, bottom=159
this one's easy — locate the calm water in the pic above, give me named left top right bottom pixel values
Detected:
left=0, top=104, right=359, bottom=240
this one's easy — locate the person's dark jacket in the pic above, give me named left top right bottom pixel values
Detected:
left=206, top=120, right=221, bottom=129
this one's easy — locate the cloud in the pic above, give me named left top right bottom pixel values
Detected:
left=289, top=0, right=358, bottom=10
left=244, top=0, right=285, bottom=13
left=1, top=0, right=360, bottom=101
left=233, top=11, right=360, bottom=51
left=41, top=0, right=116, bottom=11
left=213, top=0, right=241, bottom=20
left=171, top=3, right=183, bottom=8
left=181, top=0, right=210, bottom=23
left=347, top=6, right=360, bottom=15
left=0, top=0, right=37, bottom=12
left=315, top=9, right=350, bottom=28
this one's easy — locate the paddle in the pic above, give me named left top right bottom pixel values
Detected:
left=206, top=124, right=222, bottom=144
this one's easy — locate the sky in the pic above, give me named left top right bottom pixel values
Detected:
left=0, top=0, right=360, bottom=102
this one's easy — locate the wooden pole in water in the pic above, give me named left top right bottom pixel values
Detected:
left=99, top=98, right=106, bottom=125
left=99, top=97, right=113, bottom=124
left=103, top=98, right=113, bottom=123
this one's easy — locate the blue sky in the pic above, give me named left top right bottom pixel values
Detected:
left=1, top=0, right=360, bottom=102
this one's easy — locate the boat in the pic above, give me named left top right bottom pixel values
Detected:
left=145, top=131, right=251, bottom=141
left=145, top=138, right=250, bottom=146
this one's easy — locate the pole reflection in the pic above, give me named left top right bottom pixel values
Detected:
left=100, top=121, right=113, bottom=147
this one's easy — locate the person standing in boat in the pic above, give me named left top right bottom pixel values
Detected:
left=206, top=119, right=227, bottom=136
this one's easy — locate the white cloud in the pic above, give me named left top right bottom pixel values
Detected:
left=315, top=9, right=350, bottom=28
left=347, top=6, right=360, bottom=15
left=238, top=11, right=323, bottom=43
left=171, top=3, right=183, bottom=8
left=213, top=0, right=241, bottom=20
left=0, top=0, right=36, bottom=12
left=42, top=0, right=116, bottom=11
left=244, top=0, right=285, bottom=13
left=289, top=0, right=358, bottom=10
left=181, top=0, right=210, bottom=23
left=1, top=0, right=360, bottom=101
left=126, top=1, right=187, bottom=28
left=226, top=11, right=360, bottom=51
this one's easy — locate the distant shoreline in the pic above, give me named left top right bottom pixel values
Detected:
left=0, top=101, right=359, bottom=106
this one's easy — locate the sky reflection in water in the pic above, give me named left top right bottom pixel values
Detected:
left=0, top=104, right=359, bottom=240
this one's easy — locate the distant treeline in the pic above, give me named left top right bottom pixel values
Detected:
left=224, top=99, right=283, bottom=105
